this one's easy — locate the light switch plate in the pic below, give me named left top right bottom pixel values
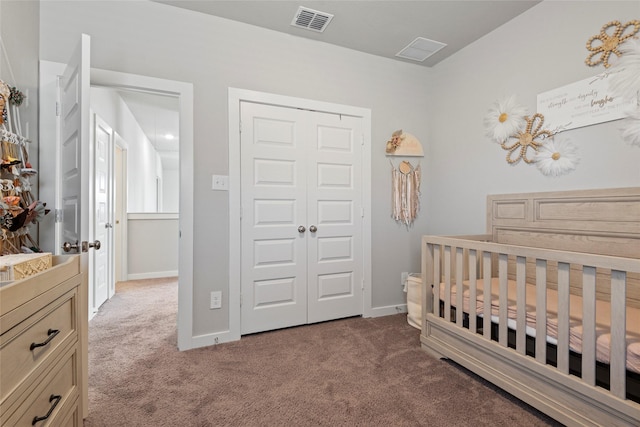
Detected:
left=212, top=175, right=229, bottom=191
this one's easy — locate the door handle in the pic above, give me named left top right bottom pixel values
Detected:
left=309, top=225, right=317, bottom=233
left=298, top=226, right=306, bottom=233
left=62, top=241, right=80, bottom=253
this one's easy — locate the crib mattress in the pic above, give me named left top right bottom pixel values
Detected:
left=438, top=278, right=640, bottom=374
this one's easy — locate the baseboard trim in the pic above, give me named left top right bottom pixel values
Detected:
left=127, top=271, right=178, bottom=280
left=188, top=329, right=239, bottom=350
left=368, top=303, right=407, bottom=318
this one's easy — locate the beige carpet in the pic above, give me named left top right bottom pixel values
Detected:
left=84, top=278, right=562, bottom=426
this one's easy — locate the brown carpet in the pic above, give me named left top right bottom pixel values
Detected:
left=84, top=278, right=562, bottom=427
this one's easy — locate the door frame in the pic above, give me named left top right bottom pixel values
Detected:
left=39, top=62, right=195, bottom=350
left=228, top=88, right=372, bottom=341
left=90, top=69, right=194, bottom=351
left=114, top=134, right=128, bottom=284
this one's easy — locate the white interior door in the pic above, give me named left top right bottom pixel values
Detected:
left=59, top=34, right=90, bottom=260
left=57, top=33, right=90, bottom=420
left=240, top=102, right=363, bottom=334
left=240, top=102, right=308, bottom=334
left=91, top=113, right=114, bottom=311
left=306, top=112, right=363, bottom=323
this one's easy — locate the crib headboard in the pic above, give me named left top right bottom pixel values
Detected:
left=487, top=187, right=640, bottom=305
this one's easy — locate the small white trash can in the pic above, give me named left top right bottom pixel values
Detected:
left=404, top=274, right=422, bottom=330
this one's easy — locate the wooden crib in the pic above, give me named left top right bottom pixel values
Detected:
left=421, top=187, right=640, bottom=426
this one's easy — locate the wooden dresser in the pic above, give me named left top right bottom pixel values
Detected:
left=0, top=255, right=86, bottom=426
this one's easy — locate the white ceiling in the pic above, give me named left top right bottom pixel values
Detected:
left=129, top=0, right=541, bottom=166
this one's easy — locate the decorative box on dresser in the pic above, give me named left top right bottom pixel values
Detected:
left=0, top=255, right=87, bottom=426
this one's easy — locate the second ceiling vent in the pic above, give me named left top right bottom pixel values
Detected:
left=291, top=6, right=334, bottom=33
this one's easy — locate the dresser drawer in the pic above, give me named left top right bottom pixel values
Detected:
left=0, top=288, right=77, bottom=405
left=1, top=344, right=79, bottom=427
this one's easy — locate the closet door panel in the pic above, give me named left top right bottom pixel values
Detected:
left=307, top=112, right=363, bottom=323
left=240, top=103, right=307, bottom=334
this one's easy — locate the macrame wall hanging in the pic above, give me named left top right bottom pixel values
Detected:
left=390, top=160, right=421, bottom=226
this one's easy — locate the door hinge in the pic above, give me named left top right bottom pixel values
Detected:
left=239, top=120, right=242, bottom=133
left=55, top=209, right=63, bottom=223
left=55, top=101, right=61, bottom=117
left=361, top=207, right=365, bottom=218
left=361, top=278, right=365, bottom=290
left=361, top=134, right=364, bottom=145
left=240, top=293, right=243, bottom=307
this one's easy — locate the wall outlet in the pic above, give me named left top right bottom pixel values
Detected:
left=401, top=272, right=409, bottom=288
left=210, top=291, right=222, bottom=309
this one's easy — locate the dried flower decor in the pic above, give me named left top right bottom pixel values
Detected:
left=585, top=20, right=640, bottom=68
left=385, top=130, right=404, bottom=153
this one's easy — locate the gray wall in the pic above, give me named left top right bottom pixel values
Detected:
left=426, top=0, right=640, bottom=235
left=39, top=1, right=431, bottom=337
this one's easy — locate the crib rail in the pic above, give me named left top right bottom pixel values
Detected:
left=421, top=234, right=640, bottom=404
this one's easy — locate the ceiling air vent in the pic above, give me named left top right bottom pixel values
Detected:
left=291, top=6, right=334, bottom=33
left=396, top=37, right=447, bottom=62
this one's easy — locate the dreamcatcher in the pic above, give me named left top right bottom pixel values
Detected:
left=391, top=160, right=421, bottom=226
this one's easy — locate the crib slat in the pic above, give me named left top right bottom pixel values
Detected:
left=557, top=262, right=570, bottom=374
left=433, top=245, right=440, bottom=317
left=456, top=247, right=464, bottom=326
left=516, top=256, right=526, bottom=355
left=581, top=266, right=596, bottom=386
left=499, top=254, right=508, bottom=347
left=535, top=259, right=547, bottom=365
left=469, top=250, right=477, bottom=333
left=483, top=251, right=492, bottom=340
left=610, top=270, right=627, bottom=399
left=444, top=246, right=452, bottom=322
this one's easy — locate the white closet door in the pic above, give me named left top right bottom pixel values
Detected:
left=240, top=101, right=363, bottom=335
left=307, top=112, right=363, bottom=323
left=240, top=102, right=308, bottom=334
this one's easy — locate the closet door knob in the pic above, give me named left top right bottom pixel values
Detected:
left=309, top=225, right=317, bottom=233
left=298, top=226, right=306, bottom=233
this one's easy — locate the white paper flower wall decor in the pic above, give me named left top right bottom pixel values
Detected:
left=534, top=136, right=580, bottom=177
left=606, top=37, right=640, bottom=147
left=484, top=95, right=527, bottom=143
left=607, top=38, right=640, bottom=101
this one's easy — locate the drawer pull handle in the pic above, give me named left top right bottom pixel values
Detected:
left=30, top=329, right=60, bottom=351
left=32, top=394, right=62, bottom=425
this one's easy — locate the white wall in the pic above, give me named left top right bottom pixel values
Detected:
left=426, top=1, right=640, bottom=236
left=162, top=167, right=179, bottom=212
left=90, top=87, right=162, bottom=212
left=39, top=1, right=431, bottom=338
